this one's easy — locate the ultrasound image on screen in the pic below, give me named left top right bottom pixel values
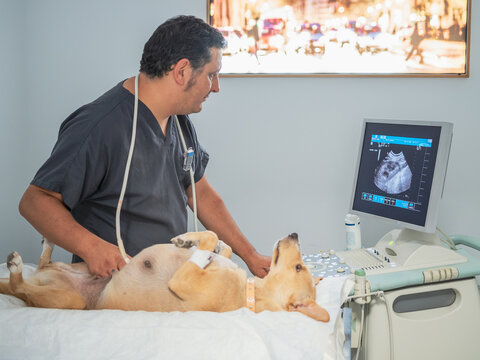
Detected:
left=374, top=151, right=412, bottom=194
left=352, top=122, right=441, bottom=227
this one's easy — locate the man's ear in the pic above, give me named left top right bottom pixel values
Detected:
left=171, top=58, right=192, bottom=86
left=288, top=300, right=330, bottom=322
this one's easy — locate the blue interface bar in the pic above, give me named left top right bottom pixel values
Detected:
left=371, top=135, right=432, bottom=148
left=362, top=192, right=416, bottom=210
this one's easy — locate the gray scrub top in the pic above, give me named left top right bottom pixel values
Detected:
left=31, top=81, right=209, bottom=262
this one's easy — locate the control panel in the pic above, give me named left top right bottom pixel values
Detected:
left=336, top=248, right=399, bottom=275
left=305, top=246, right=466, bottom=278
left=302, top=251, right=351, bottom=278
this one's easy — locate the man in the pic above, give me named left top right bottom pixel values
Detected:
left=19, top=16, right=270, bottom=278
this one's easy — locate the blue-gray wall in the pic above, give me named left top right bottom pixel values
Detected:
left=1, top=0, right=478, bottom=267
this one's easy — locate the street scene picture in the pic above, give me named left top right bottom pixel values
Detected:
left=208, top=0, right=470, bottom=75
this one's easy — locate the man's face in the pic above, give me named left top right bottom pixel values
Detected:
left=182, top=47, right=222, bottom=114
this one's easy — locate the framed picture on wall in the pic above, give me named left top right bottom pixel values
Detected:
left=207, top=0, right=471, bottom=77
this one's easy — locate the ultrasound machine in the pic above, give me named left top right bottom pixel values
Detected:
left=304, top=119, right=480, bottom=360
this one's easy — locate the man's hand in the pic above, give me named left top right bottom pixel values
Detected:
left=245, top=251, right=271, bottom=278
left=82, top=241, right=130, bottom=278
left=19, top=185, right=130, bottom=278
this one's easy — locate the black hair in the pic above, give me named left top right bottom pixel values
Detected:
left=140, top=15, right=227, bottom=78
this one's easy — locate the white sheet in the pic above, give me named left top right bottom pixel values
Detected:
left=0, top=264, right=349, bottom=360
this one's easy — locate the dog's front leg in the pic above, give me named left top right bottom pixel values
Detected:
left=168, top=231, right=223, bottom=309
left=171, top=230, right=233, bottom=258
left=167, top=255, right=243, bottom=312
left=171, top=231, right=219, bottom=252
left=168, top=261, right=210, bottom=302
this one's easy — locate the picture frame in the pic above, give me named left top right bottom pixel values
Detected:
left=207, top=0, right=471, bottom=77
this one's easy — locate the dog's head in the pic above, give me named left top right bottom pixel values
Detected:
left=264, top=233, right=329, bottom=322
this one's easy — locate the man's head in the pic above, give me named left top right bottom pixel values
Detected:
left=140, top=16, right=227, bottom=78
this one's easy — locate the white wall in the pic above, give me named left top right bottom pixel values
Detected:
left=1, top=0, right=478, bottom=267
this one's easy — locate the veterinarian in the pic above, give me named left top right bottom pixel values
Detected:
left=18, top=15, right=271, bottom=279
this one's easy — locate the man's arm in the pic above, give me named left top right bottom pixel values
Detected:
left=18, top=184, right=127, bottom=277
left=186, top=176, right=271, bottom=278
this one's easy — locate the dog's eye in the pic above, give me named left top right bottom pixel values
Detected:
left=296, top=264, right=302, bottom=272
left=144, top=260, right=152, bottom=269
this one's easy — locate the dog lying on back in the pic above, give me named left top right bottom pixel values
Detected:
left=0, top=231, right=329, bottom=322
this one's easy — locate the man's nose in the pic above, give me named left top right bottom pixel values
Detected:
left=211, top=76, right=220, bottom=93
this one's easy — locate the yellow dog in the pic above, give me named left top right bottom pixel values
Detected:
left=0, top=231, right=329, bottom=322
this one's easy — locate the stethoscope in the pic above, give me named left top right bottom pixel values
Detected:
left=115, top=74, right=199, bottom=263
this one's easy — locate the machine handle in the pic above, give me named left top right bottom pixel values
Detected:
left=450, top=235, right=480, bottom=252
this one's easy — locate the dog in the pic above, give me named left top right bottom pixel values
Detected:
left=0, top=231, right=329, bottom=322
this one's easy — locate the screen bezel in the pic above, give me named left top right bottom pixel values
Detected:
left=350, top=119, right=453, bottom=233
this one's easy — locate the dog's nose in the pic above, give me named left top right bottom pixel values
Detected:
left=288, top=233, right=298, bottom=240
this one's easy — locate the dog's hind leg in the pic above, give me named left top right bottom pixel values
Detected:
left=38, top=238, right=54, bottom=269
left=5, top=251, right=86, bottom=309
left=4, top=252, right=28, bottom=301
left=7, top=252, right=24, bottom=290
left=0, top=279, right=14, bottom=297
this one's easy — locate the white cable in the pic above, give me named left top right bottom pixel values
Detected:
left=115, top=74, right=141, bottom=264
left=354, top=304, right=365, bottom=360
left=115, top=76, right=199, bottom=265
left=174, top=115, right=198, bottom=232
left=436, top=226, right=457, bottom=250
left=345, top=289, right=395, bottom=360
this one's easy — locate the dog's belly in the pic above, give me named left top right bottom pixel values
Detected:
left=96, top=244, right=242, bottom=312
left=34, top=262, right=110, bottom=309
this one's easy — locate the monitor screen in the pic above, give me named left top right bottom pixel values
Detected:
left=351, top=120, right=453, bottom=233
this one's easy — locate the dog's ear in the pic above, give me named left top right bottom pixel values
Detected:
left=272, top=241, right=280, bottom=265
left=288, top=300, right=330, bottom=322
left=314, top=277, right=323, bottom=286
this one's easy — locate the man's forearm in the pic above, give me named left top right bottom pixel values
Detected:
left=19, top=185, right=101, bottom=258
left=19, top=185, right=127, bottom=277
left=187, top=178, right=255, bottom=259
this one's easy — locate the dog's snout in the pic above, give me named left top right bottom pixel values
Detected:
left=288, top=233, right=298, bottom=240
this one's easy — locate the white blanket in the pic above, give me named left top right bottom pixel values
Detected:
left=0, top=264, right=349, bottom=360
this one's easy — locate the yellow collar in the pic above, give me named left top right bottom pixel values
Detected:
left=246, top=277, right=256, bottom=312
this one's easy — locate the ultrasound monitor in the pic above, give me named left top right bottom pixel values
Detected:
left=351, top=119, right=453, bottom=233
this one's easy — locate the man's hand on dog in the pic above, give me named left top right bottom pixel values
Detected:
left=246, top=251, right=271, bottom=278
left=83, top=241, right=130, bottom=278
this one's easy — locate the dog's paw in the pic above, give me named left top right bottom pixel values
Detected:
left=7, top=252, right=23, bottom=274
left=213, top=240, right=232, bottom=258
left=171, top=234, right=198, bottom=249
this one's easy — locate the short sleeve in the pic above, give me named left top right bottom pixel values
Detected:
left=31, top=111, right=107, bottom=211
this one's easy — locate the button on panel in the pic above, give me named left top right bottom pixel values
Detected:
left=302, top=253, right=351, bottom=278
